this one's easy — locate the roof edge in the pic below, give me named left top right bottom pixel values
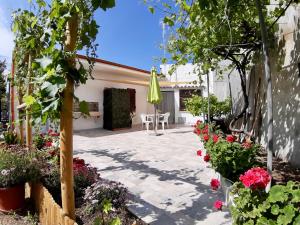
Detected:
left=77, top=54, right=151, bottom=75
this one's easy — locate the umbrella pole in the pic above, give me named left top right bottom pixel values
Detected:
left=154, top=104, right=157, bottom=135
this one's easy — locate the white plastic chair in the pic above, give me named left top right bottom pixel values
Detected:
left=159, top=112, right=170, bottom=131
left=141, top=114, right=153, bottom=131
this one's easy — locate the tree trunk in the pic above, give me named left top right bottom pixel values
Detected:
left=60, top=13, right=78, bottom=220
left=207, top=73, right=210, bottom=123
left=26, top=54, right=32, bottom=147
left=255, top=0, right=273, bottom=191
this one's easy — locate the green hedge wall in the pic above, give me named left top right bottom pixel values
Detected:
left=103, top=88, right=132, bottom=130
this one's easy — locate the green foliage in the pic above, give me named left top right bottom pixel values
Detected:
left=151, top=0, right=289, bottom=71
left=147, top=0, right=291, bottom=120
left=185, top=94, right=231, bottom=117
left=231, top=181, right=300, bottom=225
left=3, top=129, right=19, bottom=145
left=205, top=138, right=260, bottom=181
left=93, top=199, right=121, bottom=225
left=0, top=150, right=41, bottom=188
left=33, top=134, right=46, bottom=150
left=0, top=60, right=7, bottom=99
left=12, top=0, right=115, bottom=124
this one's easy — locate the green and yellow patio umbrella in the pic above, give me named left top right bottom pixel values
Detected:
left=147, top=67, right=162, bottom=134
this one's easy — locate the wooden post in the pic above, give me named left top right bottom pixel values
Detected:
left=26, top=54, right=32, bottom=147
left=10, top=52, right=15, bottom=128
left=255, top=0, right=273, bottom=191
left=60, top=13, right=78, bottom=221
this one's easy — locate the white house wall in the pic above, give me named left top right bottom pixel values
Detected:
left=74, top=79, right=151, bottom=131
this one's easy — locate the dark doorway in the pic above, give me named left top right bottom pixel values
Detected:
left=158, top=91, right=175, bottom=124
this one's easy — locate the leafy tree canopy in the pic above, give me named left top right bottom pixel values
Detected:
left=147, top=0, right=295, bottom=122
left=12, top=0, right=115, bottom=124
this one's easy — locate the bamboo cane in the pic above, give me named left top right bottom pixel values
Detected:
left=26, top=54, right=32, bottom=147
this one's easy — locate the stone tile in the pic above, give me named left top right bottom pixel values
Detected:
left=74, top=126, right=232, bottom=225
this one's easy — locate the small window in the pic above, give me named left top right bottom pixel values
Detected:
left=179, top=89, right=201, bottom=111
left=73, top=101, right=99, bottom=112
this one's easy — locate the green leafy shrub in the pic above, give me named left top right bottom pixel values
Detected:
left=33, top=134, right=46, bottom=150
left=231, top=181, right=300, bottom=225
left=84, top=179, right=129, bottom=214
left=204, top=138, right=260, bottom=181
left=185, top=94, right=231, bottom=118
left=3, top=129, right=19, bottom=145
left=0, top=150, right=41, bottom=187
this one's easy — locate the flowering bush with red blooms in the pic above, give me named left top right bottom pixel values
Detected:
left=203, top=134, right=210, bottom=142
left=226, top=135, right=235, bottom=143
left=48, top=129, right=60, bottom=137
left=210, top=178, right=220, bottom=190
left=204, top=154, right=210, bottom=162
left=45, top=141, right=52, bottom=147
left=214, top=200, right=223, bottom=210
left=196, top=150, right=202, bottom=156
left=239, top=167, right=271, bottom=190
left=213, top=134, right=219, bottom=143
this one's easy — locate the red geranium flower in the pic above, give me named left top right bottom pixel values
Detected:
left=202, top=129, right=208, bottom=134
left=203, top=134, right=210, bottom=142
left=50, top=132, right=60, bottom=137
left=193, top=128, right=201, bottom=135
left=213, top=135, right=219, bottom=143
left=239, top=167, right=271, bottom=190
left=210, top=179, right=220, bottom=190
left=196, top=150, right=202, bottom=156
left=48, top=129, right=53, bottom=134
left=226, top=135, right=235, bottom=143
left=204, top=154, right=210, bottom=162
left=44, top=141, right=52, bottom=147
left=214, top=200, right=223, bottom=210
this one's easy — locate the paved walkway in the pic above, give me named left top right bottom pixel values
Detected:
left=74, top=126, right=231, bottom=225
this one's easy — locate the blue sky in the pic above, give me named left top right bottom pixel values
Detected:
left=0, top=0, right=166, bottom=71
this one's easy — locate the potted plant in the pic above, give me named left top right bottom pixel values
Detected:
left=0, top=149, right=41, bottom=212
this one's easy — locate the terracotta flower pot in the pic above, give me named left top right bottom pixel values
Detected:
left=0, top=184, right=25, bottom=212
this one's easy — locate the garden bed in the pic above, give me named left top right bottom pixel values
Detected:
left=257, top=150, right=300, bottom=185
left=0, top=199, right=39, bottom=225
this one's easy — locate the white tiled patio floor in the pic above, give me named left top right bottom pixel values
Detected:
left=73, top=126, right=231, bottom=225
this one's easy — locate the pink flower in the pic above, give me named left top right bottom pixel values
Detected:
left=239, top=167, right=271, bottom=190
left=196, top=120, right=202, bottom=125
left=47, top=129, right=53, bottom=134
left=226, top=135, right=235, bottom=143
left=196, top=150, right=202, bottom=156
left=214, top=200, right=223, bottom=210
left=203, top=134, right=210, bottom=142
left=204, top=154, right=210, bottom=162
left=242, top=142, right=252, bottom=149
left=210, top=179, right=220, bottom=190
left=213, top=135, right=219, bottom=143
